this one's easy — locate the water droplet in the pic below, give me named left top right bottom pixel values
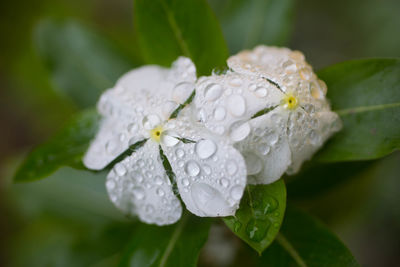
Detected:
left=248, top=83, right=257, bottom=91
left=162, top=101, right=178, bottom=117
left=128, top=123, right=138, bottom=133
left=156, top=188, right=165, bottom=197
left=213, top=107, right=226, bottom=121
left=172, top=82, right=194, bottom=103
left=219, top=178, right=230, bottom=188
left=233, top=221, right=242, bottom=232
left=115, top=163, right=127, bottom=176
left=133, top=187, right=145, bottom=200
left=304, top=104, right=315, bottom=114
left=197, top=108, right=207, bottom=122
left=243, top=152, right=262, bottom=175
left=195, top=139, right=217, bottom=159
left=258, top=143, right=271, bottom=155
left=309, top=130, right=321, bottom=145
left=203, top=164, right=211, bottom=175
left=106, top=180, right=115, bottom=190
left=230, top=185, right=243, bottom=200
left=253, top=195, right=279, bottom=217
left=255, top=87, right=268, bottom=97
left=154, top=176, right=164, bottom=185
left=229, top=121, right=251, bottom=142
left=182, top=178, right=190, bottom=187
left=106, top=139, right=119, bottom=155
left=204, top=83, right=223, bottom=101
left=266, top=131, right=279, bottom=146
left=142, top=114, right=161, bottom=130
left=175, top=148, right=185, bottom=158
left=230, top=78, right=243, bottom=87
left=227, top=95, right=246, bottom=117
left=225, top=160, right=238, bottom=175
left=161, top=133, right=180, bottom=147
left=185, top=161, right=200, bottom=176
left=245, top=218, right=270, bottom=242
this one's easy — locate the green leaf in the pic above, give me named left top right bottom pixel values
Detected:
left=134, top=0, right=229, bottom=75
left=209, top=0, right=295, bottom=53
left=35, top=19, right=136, bottom=108
left=14, top=110, right=100, bottom=183
left=223, top=179, right=286, bottom=254
left=259, top=206, right=359, bottom=267
left=118, top=213, right=211, bottom=267
left=285, top=161, right=372, bottom=200
left=316, top=58, right=400, bottom=162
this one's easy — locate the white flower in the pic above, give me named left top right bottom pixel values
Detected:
left=83, top=57, right=247, bottom=225
left=193, top=46, right=341, bottom=184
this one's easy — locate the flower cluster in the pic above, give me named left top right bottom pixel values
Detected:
left=84, top=46, right=341, bottom=225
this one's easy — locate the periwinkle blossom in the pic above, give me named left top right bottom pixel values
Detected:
left=83, top=57, right=247, bottom=225
left=194, top=46, right=341, bottom=184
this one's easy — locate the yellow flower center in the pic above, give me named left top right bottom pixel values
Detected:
left=150, top=125, right=164, bottom=143
left=283, top=94, right=298, bottom=110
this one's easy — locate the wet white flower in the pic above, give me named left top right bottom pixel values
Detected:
left=84, top=57, right=247, bottom=225
left=194, top=46, right=341, bottom=184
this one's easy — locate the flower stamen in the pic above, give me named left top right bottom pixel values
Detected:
left=282, top=94, right=298, bottom=110
left=150, top=125, right=164, bottom=142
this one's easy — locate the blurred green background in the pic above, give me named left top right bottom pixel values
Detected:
left=1, top=0, right=399, bottom=266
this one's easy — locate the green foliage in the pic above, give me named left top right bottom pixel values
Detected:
left=224, top=180, right=286, bottom=254
left=134, top=0, right=229, bottom=75
left=209, top=0, right=294, bottom=53
left=14, top=110, right=100, bottom=182
left=119, top=213, right=211, bottom=267
left=35, top=19, right=135, bottom=108
left=259, top=206, right=359, bottom=267
left=317, top=59, right=400, bottom=162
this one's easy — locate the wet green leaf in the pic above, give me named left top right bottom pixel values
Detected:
left=223, top=180, right=286, bottom=254
left=317, top=59, right=400, bottom=162
left=258, top=206, right=359, bottom=267
left=119, top=213, right=211, bottom=267
left=209, top=0, right=295, bottom=53
left=14, top=110, right=100, bottom=182
left=35, top=19, right=135, bottom=108
left=134, top=0, right=229, bottom=75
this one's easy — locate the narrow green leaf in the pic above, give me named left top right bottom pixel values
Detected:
left=223, top=180, right=286, bottom=254
left=35, top=19, right=136, bottom=108
left=316, top=58, right=400, bottom=162
left=258, top=206, right=359, bottom=266
left=14, top=110, right=100, bottom=183
left=134, top=0, right=229, bottom=75
left=118, top=213, right=211, bottom=267
left=209, top=0, right=295, bottom=53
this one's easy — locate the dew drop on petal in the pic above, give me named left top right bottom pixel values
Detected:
left=115, top=163, right=127, bottom=176
left=229, top=122, right=251, bottom=142
left=156, top=188, right=165, bottom=197
left=195, top=139, right=217, bottom=159
left=225, top=160, right=238, bottom=176
left=106, top=139, right=119, bottom=155
left=106, top=180, right=115, bottom=190
left=161, top=133, right=180, bottom=147
left=142, top=114, right=161, bottom=130
left=227, top=95, right=246, bottom=117
left=132, top=186, right=145, bottom=200
left=204, top=83, right=223, bottom=101
left=154, top=176, right=164, bottom=185
left=266, top=131, right=279, bottom=146
left=185, top=160, right=201, bottom=177
left=182, top=178, right=190, bottom=187
left=172, top=82, right=194, bottom=103
left=175, top=148, right=185, bottom=158
left=255, top=87, right=268, bottom=97
left=219, top=178, right=230, bottom=188
left=230, top=185, right=244, bottom=200
left=229, top=78, right=243, bottom=87
left=243, top=152, right=262, bottom=175
left=213, top=107, right=226, bottom=121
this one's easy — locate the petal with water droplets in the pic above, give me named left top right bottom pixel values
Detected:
left=106, top=141, right=182, bottom=226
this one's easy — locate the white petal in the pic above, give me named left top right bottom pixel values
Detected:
left=235, top=108, right=292, bottom=184
left=106, top=141, right=182, bottom=226
left=83, top=117, right=144, bottom=170
left=194, top=72, right=284, bottom=141
left=163, top=117, right=247, bottom=217
left=286, top=109, right=341, bottom=174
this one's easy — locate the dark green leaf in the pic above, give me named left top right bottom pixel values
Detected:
left=285, top=161, right=372, bottom=199
left=35, top=19, right=135, bottom=108
left=134, top=0, right=229, bottom=75
left=14, top=110, right=100, bottom=183
left=259, top=206, right=359, bottom=267
left=316, top=59, right=400, bottom=162
left=209, top=0, right=295, bottom=53
left=119, top=213, right=211, bottom=267
left=223, top=179, right=286, bottom=254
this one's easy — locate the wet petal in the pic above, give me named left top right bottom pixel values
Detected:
left=163, top=116, right=247, bottom=217
left=235, top=108, right=292, bottom=184
left=194, top=72, right=284, bottom=141
left=106, top=141, right=182, bottom=225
